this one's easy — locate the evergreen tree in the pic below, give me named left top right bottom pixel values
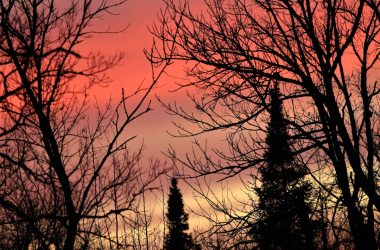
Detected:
left=251, top=86, right=314, bottom=250
left=164, top=178, right=198, bottom=250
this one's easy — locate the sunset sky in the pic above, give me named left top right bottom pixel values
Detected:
left=0, top=1, right=376, bottom=248
left=83, top=0, right=201, bottom=156
left=80, top=0, right=230, bottom=168
left=82, top=0, right=371, bottom=233
left=80, top=0, right=237, bottom=228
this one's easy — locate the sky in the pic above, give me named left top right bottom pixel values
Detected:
left=82, top=0, right=200, bottom=156
left=80, top=0, right=230, bottom=173
left=79, top=0, right=240, bottom=229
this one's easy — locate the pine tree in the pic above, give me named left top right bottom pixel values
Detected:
left=251, top=86, right=314, bottom=250
left=164, top=178, right=198, bottom=250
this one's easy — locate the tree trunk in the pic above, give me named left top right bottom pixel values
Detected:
left=63, top=218, right=78, bottom=250
left=346, top=202, right=376, bottom=250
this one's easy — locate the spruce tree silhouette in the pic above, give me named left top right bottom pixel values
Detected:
left=164, top=178, right=197, bottom=250
left=251, top=85, right=314, bottom=250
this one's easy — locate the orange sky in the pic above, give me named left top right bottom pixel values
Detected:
left=66, top=0, right=380, bottom=235
left=78, top=0, right=183, bottom=157
left=75, top=0, right=235, bottom=229
left=76, top=0, right=225, bottom=160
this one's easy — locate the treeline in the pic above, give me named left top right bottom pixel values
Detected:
left=0, top=0, right=169, bottom=249
left=148, top=0, right=380, bottom=249
left=0, top=0, right=380, bottom=249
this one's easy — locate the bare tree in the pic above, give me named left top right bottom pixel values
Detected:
left=150, top=0, right=380, bottom=249
left=0, top=0, right=173, bottom=249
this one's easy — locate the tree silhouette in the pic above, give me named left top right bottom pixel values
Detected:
left=150, top=0, right=380, bottom=248
left=164, top=178, right=197, bottom=250
left=0, top=1, right=173, bottom=249
left=250, top=86, right=314, bottom=250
